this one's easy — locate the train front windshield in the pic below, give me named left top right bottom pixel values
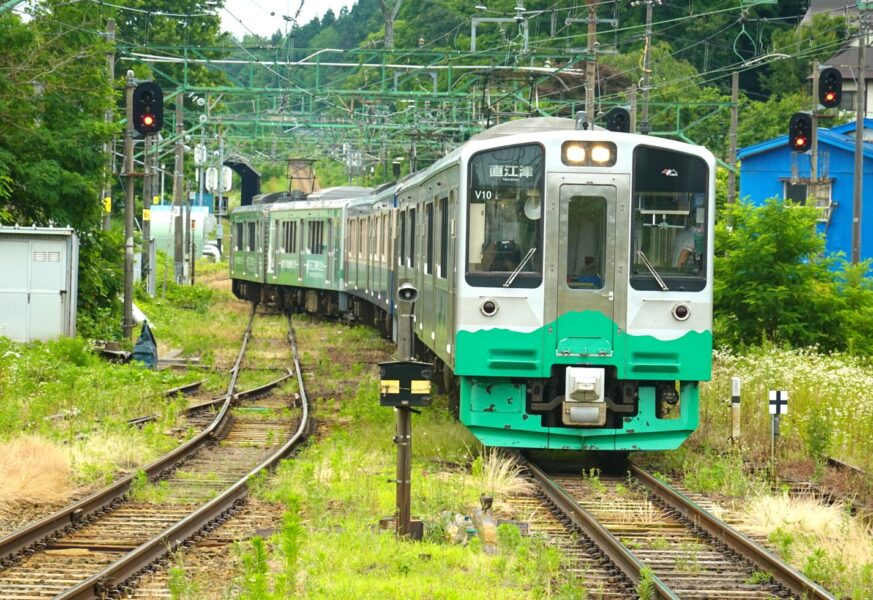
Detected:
left=466, top=144, right=544, bottom=288
left=630, top=146, right=709, bottom=293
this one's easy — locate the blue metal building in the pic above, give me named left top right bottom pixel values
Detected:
left=737, top=119, right=873, bottom=261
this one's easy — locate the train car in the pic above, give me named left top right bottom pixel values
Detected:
left=230, top=116, right=715, bottom=452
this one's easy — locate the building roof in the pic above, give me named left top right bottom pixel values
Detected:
left=821, top=45, right=873, bottom=80
left=738, top=120, right=873, bottom=161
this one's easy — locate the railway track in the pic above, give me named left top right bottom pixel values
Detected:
left=0, top=306, right=310, bottom=599
left=525, top=458, right=837, bottom=600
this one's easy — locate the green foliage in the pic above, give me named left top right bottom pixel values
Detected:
left=238, top=536, right=270, bottom=600
left=636, top=566, right=656, bottom=600
left=758, top=14, right=849, bottom=98
left=804, top=405, right=832, bottom=480
left=768, top=527, right=796, bottom=562
left=803, top=548, right=847, bottom=589
left=77, top=228, right=124, bottom=339
left=682, top=448, right=762, bottom=497
left=714, top=198, right=841, bottom=349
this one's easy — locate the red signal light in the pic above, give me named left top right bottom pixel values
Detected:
left=824, top=91, right=836, bottom=103
left=142, top=114, right=154, bottom=127
left=794, top=136, right=807, bottom=148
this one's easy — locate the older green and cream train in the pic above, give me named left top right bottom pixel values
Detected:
left=230, top=117, right=715, bottom=451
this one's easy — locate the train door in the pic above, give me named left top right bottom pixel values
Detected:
left=297, top=218, right=304, bottom=283
left=553, top=179, right=618, bottom=356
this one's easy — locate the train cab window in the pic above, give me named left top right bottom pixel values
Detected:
left=630, top=146, right=709, bottom=292
left=467, top=143, right=544, bottom=288
left=247, top=222, right=256, bottom=251
left=566, top=196, right=606, bottom=289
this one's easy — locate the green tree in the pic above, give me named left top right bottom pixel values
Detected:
left=758, top=13, right=849, bottom=99
left=714, top=198, right=841, bottom=349
left=0, top=6, right=122, bottom=338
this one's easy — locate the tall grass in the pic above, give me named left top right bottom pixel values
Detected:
left=700, top=344, right=873, bottom=470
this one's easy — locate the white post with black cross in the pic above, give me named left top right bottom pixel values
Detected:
left=768, top=390, right=789, bottom=476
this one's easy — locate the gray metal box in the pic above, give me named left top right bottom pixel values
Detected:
left=0, top=226, right=79, bottom=342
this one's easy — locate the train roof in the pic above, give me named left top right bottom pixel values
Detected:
left=469, top=117, right=576, bottom=140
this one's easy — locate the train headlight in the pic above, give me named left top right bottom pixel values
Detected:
left=561, top=141, right=617, bottom=167
left=562, top=143, right=586, bottom=164
left=590, top=145, right=612, bottom=164
left=672, top=303, right=690, bottom=321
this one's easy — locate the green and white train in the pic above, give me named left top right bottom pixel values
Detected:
left=230, top=117, right=715, bottom=451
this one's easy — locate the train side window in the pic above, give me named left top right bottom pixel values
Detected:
left=399, top=210, right=406, bottom=266
left=376, top=215, right=382, bottom=264
left=425, top=202, right=434, bottom=275
left=247, top=222, right=256, bottom=251
left=408, top=208, right=416, bottom=268
left=438, top=196, right=448, bottom=279
left=308, top=220, right=324, bottom=255
left=235, top=223, right=243, bottom=251
left=382, top=214, right=389, bottom=263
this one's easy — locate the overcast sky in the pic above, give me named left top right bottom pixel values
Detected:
left=221, top=0, right=354, bottom=39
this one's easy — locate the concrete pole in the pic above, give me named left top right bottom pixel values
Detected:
left=853, top=30, right=866, bottom=264
left=640, top=1, right=653, bottom=134
left=584, top=0, right=597, bottom=129
left=123, top=72, right=135, bottom=341
left=628, top=85, right=637, bottom=134
left=173, top=99, right=185, bottom=283
left=142, top=134, right=153, bottom=295
left=102, top=19, right=115, bottom=231
left=811, top=62, right=819, bottom=186
left=727, top=72, right=739, bottom=208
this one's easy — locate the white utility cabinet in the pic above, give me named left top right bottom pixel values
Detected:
left=0, top=225, right=79, bottom=342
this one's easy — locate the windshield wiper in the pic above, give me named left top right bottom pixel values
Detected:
left=503, top=247, right=537, bottom=287
left=636, top=250, right=669, bottom=291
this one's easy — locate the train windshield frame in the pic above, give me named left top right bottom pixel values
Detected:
left=630, top=146, right=709, bottom=293
left=466, top=143, right=544, bottom=288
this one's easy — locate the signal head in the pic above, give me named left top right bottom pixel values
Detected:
left=818, top=67, right=842, bottom=108
left=132, top=81, right=164, bottom=135
left=787, top=112, right=813, bottom=153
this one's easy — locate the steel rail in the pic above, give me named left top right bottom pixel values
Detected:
left=826, top=455, right=867, bottom=478
left=127, top=370, right=292, bottom=427
left=523, top=459, right=679, bottom=600
left=629, top=463, right=836, bottom=600
left=59, top=315, right=309, bottom=599
left=0, top=306, right=258, bottom=568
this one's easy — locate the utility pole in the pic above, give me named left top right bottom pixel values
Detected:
left=101, top=19, right=115, bottom=231
left=123, top=71, right=135, bottom=341
left=633, top=0, right=659, bottom=134
left=727, top=72, right=739, bottom=208
left=142, top=135, right=153, bottom=296
left=853, top=16, right=867, bottom=264
left=628, top=84, right=638, bottom=133
left=379, top=0, right=403, bottom=50
left=811, top=61, right=819, bottom=187
left=585, top=0, right=597, bottom=128
left=174, top=99, right=185, bottom=283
